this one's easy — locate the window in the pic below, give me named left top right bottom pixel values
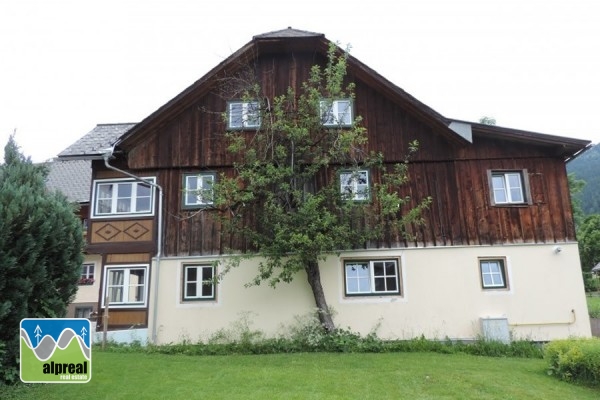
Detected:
left=344, top=259, right=400, bottom=296
left=340, top=170, right=370, bottom=201
left=79, top=264, right=95, bottom=285
left=479, top=259, right=508, bottom=289
left=228, top=101, right=260, bottom=129
left=183, top=264, right=215, bottom=301
left=489, top=170, right=530, bottom=205
left=183, top=173, right=215, bottom=208
left=92, top=177, right=156, bottom=217
left=321, top=99, right=353, bottom=126
left=103, top=265, right=148, bottom=308
left=74, top=307, right=93, bottom=319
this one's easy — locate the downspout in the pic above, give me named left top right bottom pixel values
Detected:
left=102, top=151, right=163, bottom=344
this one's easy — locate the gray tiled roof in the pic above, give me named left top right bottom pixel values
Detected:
left=45, top=159, right=91, bottom=203
left=58, top=123, right=136, bottom=158
left=253, top=27, right=324, bottom=39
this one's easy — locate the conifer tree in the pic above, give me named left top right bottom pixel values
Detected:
left=0, top=136, right=83, bottom=384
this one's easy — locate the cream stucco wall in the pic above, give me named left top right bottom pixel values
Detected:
left=73, top=254, right=102, bottom=304
left=148, top=243, right=591, bottom=344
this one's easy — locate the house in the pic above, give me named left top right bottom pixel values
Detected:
left=62, top=28, right=592, bottom=344
left=48, top=123, right=136, bottom=320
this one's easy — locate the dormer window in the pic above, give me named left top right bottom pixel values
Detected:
left=228, top=101, right=261, bottom=129
left=320, top=99, right=353, bottom=126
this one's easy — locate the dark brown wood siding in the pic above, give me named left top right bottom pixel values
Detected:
left=102, top=51, right=575, bottom=257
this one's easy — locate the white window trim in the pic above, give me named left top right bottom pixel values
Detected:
left=91, top=177, right=156, bottom=218
left=488, top=170, right=531, bottom=206
left=344, top=259, right=401, bottom=296
left=81, top=263, right=95, bottom=279
left=228, top=101, right=261, bottom=129
left=102, top=264, right=149, bottom=308
left=182, top=264, right=216, bottom=301
left=183, top=173, right=215, bottom=208
left=339, top=169, right=370, bottom=201
left=320, top=99, right=353, bottom=126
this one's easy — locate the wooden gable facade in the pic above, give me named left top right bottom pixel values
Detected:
left=94, top=28, right=589, bottom=258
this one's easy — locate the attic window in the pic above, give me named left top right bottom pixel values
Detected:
left=228, top=101, right=261, bottom=129
left=320, top=99, right=353, bottom=126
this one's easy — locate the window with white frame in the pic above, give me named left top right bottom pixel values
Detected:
left=81, top=264, right=95, bottom=280
left=479, top=259, right=508, bottom=289
left=489, top=170, right=529, bottom=205
left=339, top=170, right=370, bottom=201
left=344, top=259, right=401, bottom=296
left=103, top=265, right=148, bottom=307
left=228, top=101, right=261, bottom=129
left=183, top=173, right=215, bottom=208
left=320, top=99, right=353, bottom=126
left=92, top=177, right=155, bottom=217
left=79, top=263, right=95, bottom=285
left=182, top=264, right=215, bottom=301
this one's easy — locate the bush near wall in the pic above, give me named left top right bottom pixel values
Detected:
left=544, top=339, right=600, bottom=386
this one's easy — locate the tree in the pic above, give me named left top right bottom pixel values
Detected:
left=0, top=136, right=83, bottom=384
left=212, top=44, right=431, bottom=332
left=578, top=214, right=600, bottom=272
left=479, top=116, right=496, bottom=125
left=568, top=172, right=586, bottom=229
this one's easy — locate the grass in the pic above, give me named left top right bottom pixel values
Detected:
left=587, top=294, right=600, bottom=318
left=2, top=351, right=599, bottom=399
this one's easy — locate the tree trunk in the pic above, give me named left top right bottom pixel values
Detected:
left=305, top=259, right=336, bottom=332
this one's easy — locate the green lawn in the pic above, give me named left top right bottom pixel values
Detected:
left=2, top=351, right=598, bottom=399
left=587, top=294, right=600, bottom=318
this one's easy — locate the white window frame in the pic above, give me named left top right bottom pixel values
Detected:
left=339, top=169, right=370, bottom=201
left=102, top=264, right=149, bottom=308
left=228, top=101, right=261, bottom=129
left=320, top=99, right=353, bottom=126
left=182, top=264, right=216, bottom=301
left=91, top=177, right=156, bottom=218
left=344, top=259, right=401, bottom=296
left=488, top=170, right=530, bottom=205
left=81, top=263, right=95, bottom=280
left=479, top=258, right=508, bottom=289
left=183, top=173, right=215, bottom=208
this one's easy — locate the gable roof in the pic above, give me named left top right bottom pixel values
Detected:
left=45, top=158, right=91, bottom=203
left=112, top=28, right=590, bottom=159
left=59, top=123, right=137, bottom=159
left=451, top=119, right=591, bottom=161
left=114, top=27, right=466, bottom=151
left=253, top=27, right=324, bottom=39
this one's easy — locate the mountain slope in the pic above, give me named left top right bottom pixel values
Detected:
left=567, top=144, right=600, bottom=215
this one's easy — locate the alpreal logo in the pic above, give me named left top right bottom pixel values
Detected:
left=20, top=318, right=92, bottom=383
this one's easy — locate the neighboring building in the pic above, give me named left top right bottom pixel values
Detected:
left=63, top=28, right=592, bottom=343
left=47, top=123, right=136, bottom=320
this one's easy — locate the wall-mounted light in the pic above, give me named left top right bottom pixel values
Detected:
left=553, top=246, right=562, bottom=254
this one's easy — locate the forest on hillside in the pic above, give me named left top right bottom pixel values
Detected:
left=567, top=144, right=600, bottom=216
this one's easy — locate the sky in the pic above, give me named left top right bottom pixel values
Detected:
left=1, top=0, right=599, bottom=163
